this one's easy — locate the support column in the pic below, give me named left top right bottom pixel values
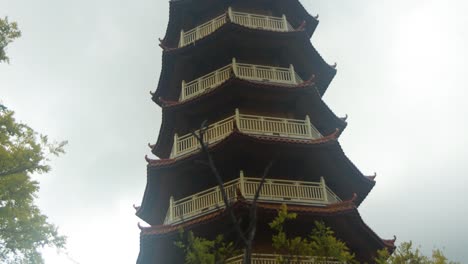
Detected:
left=305, top=115, right=313, bottom=138
left=282, top=14, right=288, bottom=31
left=289, top=64, right=297, bottom=84
left=179, top=29, right=185, bottom=47
left=235, top=108, right=241, bottom=130
left=320, top=177, right=329, bottom=203
left=171, top=133, right=178, bottom=158
left=169, top=196, right=174, bottom=223
left=180, top=80, right=186, bottom=101
left=239, top=170, right=245, bottom=196
left=215, top=186, right=222, bottom=205
left=232, top=57, right=238, bottom=76
left=228, top=7, right=234, bottom=21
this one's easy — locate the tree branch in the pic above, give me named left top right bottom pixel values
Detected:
left=0, top=164, right=43, bottom=178
left=191, top=122, right=249, bottom=245
left=192, top=120, right=275, bottom=264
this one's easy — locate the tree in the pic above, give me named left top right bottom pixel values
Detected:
left=0, top=16, right=21, bottom=63
left=174, top=230, right=239, bottom=264
left=375, top=241, right=459, bottom=264
left=176, top=204, right=357, bottom=264
left=269, top=204, right=312, bottom=263
left=192, top=120, right=274, bottom=263
left=269, top=204, right=356, bottom=264
left=0, top=105, right=67, bottom=263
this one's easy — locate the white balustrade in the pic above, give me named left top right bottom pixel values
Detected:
left=226, top=253, right=344, bottom=264
left=179, top=8, right=293, bottom=47
left=164, top=173, right=340, bottom=225
left=180, top=59, right=303, bottom=101
left=171, top=116, right=235, bottom=158
left=237, top=113, right=314, bottom=139
left=180, top=64, right=233, bottom=101
left=230, top=9, right=291, bottom=32
left=170, top=110, right=322, bottom=158
left=235, top=62, right=301, bottom=84
left=179, top=13, right=227, bottom=47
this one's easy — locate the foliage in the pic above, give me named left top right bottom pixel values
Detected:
left=375, top=241, right=459, bottom=264
left=269, top=204, right=356, bottom=264
left=0, top=16, right=21, bottom=63
left=0, top=105, right=67, bottom=263
left=269, top=204, right=312, bottom=263
left=375, top=248, right=392, bottom=264
left=174, top=229, right=239, bottom=264
left=308, top=221, right=356, bottom=262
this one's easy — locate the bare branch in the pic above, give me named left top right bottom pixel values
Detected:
left=192, top=120, right=276, bottom=264
left=192, top=121, right=249, bottom=245
left=243, top=159, right=275, bottom=263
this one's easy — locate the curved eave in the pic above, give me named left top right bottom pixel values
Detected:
left=151, top=78, right=346, bottom=158
left=147, top=130, right=373, bottom=188
left=138, top=200, right=394, bottom=263
left=147, top=129, right=340, bottom=168
left=139, top=199, right=357, bottom=236
left=153, top=23, right=335, bottom=103
left=162, top=0, right=319, bottom=47
left=137, top=131, right=375, bottom=224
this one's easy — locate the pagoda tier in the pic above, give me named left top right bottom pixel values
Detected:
left=153, top=25, right=336, bottom=103
left=152, top=81, right=347, bottom=158
left=137, top=200, right=395, bottom=263
left=137, top=135, right=375, bottom=225
left=161, top=0, right=319, bottom=48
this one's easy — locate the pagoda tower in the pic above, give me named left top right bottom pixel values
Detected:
left=137, top=0, right=395, bottom=263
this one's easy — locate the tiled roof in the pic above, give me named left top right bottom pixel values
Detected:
left=151, top=75, right=346, bottom=158
left=161, top=21, right=307, bottom=52
left=157, top=76, right=317, bottom=108
left=139, top=199, right=357, bottom=236
left=382, top=236, right=397, bottom=248
left=366, top=173, right=377, bottom=181
left=145, top=129, right=339, bottom=167
left=145, top=155, right=177, bottom=166
left=152, top=23, right=334, bottom=102
left=245, top=129, right=340, bottom=145
left=161, top=0, right=318, bottom=48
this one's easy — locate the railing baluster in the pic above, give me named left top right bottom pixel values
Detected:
left=166, top=176, right=342, bottom=225
left=282, top=14, right=288, bottom=31
left=181, top=62, right=300, bottom=101
left=172, top=111, right=322, bottom=158
left=180, top=10, right=292, bottom=47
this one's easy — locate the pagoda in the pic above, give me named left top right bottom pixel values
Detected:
left=136, top=0, right=395, bottom=263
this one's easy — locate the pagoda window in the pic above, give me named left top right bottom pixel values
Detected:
left=164, top=171, right=340, bottom=225
left=179, top=7, right=294, bottom=47
left=179, top=58, right=303, bottom=102
left=170, top=109, right=321, bottom=158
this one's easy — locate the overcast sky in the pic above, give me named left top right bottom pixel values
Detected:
left=1, top=0, right=467, bottom=263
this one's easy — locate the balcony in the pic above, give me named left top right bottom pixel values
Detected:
left=226, top=253, right=343, bottom=264
left=164, top=172, right=340, bottom=225
left=171, top=109, right=321, bottom=158
left=179, top=7, right=294, bottom=47
left=180, top=58, right=303, bottom=101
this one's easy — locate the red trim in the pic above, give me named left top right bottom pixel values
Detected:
left=139, top=198, right=395, bottom=252
left=159, top=76, right=316, bottom=108
left=146, top=130, right=339, bottom=166
left=161, top=0, right=319, bottom=47
left=139, top=199, right=356, bottom=235
left=152, top=23, right=336, bottom=102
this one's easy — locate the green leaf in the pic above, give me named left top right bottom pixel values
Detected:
left=0, top=106, right=67, bottom=263
left=0, top=17, right=22, bottom=64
